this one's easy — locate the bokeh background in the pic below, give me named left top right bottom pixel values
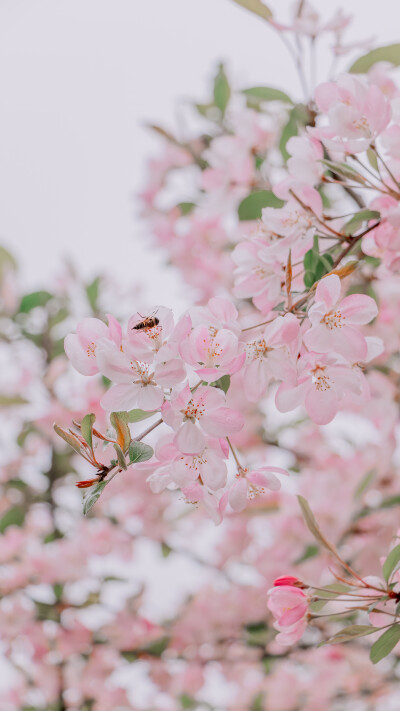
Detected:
left=0, top=0, right=398, bottom=304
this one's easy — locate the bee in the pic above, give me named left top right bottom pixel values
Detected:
left=131, top=311, right=160, bottom=331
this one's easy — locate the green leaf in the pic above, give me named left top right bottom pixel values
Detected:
left=161, top=542, right=172, bottom=558
left=370, top=624, right=400, bottom=663
left=19, top=290, right=52, bottom=313
left=86, top=276, right=101, bottom=311
left=229, top=0, right=272, bottom=21
left=242, top=86, right=292, bottom=104
left=322, top=159, right=365, bottom=184
left=297, top=496, right=338, bottom=557
left=110, top=411, right=131, bottom=451
left=367, top=147, right=379, bottom=172
left=304, top=248, right=319, bottom=272
left=238, top=190, right=284, bottom=221
left=53, top=425, right=84, bottom=457
left=177, top=202, right=196, bottom=216
left=83, top=481, right=108, bottom=515
left=343, top=210, right=380, bottom=236
left=128, top=441, right=154, bottom=464
left=126, top=409, right=156, bottom=423
left=324, top=625, right=378, bottom=646
left=280, top=109, right=298, bottom=161
left=250, top=692, right=265, bottom=711
left=210, top=374, right=231, bottom=394
left=0, top=505, right=24, bottom=533
left=350, top=44, right=400, bottom=73
left=0, top=394, right=28, bottom=407
left=113, top=443, right=127, bottom=470
left=213, top=64, right=231, bottom=115
left=354, top=469, right=375, bottom=499
left=294, top=544, right=319, bottom=564
left=382, top=544, right=400, bottom=583
left=304, top=270, right=316, bottom=288
left=81, top=413, right=96, bottom=450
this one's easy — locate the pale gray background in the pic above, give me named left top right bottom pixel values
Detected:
left=0, top=0, right=398, bottom=306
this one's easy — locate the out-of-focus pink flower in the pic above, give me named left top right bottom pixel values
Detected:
left=312, top=74, right=391, bottom=153
left=267, top=584, right=309, bottom=645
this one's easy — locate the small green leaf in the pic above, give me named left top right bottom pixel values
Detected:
left=81, top=413, right=96, bottom=450
left=83, top=481, right=108, bottom=515
left=19, top=290, right=52, bottom=313
left=113, top=443, right=127, bottom=470
left=367, top=148, right=379, bottom=172
left=126, top=409, right=155, bottom=423
left=324, top=625, right=378, bottom=646
left=250, top=692, right=265, bottom=711
left=0, top=506, right=25, bottom=533
left=294, top=544, right=319, bottom=564
left=177, top=202, right=196, bottom=216
left=53, top=425, right=84, bottom=456
left=280, top=109, right=298, bottom=161
left=297, top=496, right=337, bottom=557
left=343, top=210, right=380, bottom=236
left=304, top=270, right=316, bottom=288
left=238, top=190, right=284, bottom=221
left=382, top=544, right=400, bottom=583
left=86, top=276, right=101, bottom=311
left=370, top=624, right=400, bottom=663
left=0, top=394, right=28, bottom=407
left=110, top=411, right=131, bottom=452
left=161, top=542, right=172, bottom=558
left=229, top=0, right=272, bottom=21
left=304, top=248, right=319, bottom=272
left=128, top=441, right=154, bottom=464
left=210, top=374, right=231, bottom=394
left=242, top=86, right=292, bottom=104
left=322, top=159, right=365, bottom=184
left=213, top=63, right=231, bottom=115
left=354, top=469, right=375, bottom=499
left=350, top=44, right=400, bottom=74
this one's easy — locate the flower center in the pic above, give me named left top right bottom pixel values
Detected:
left=182, top=398, right=205, bottom=422
left=86, top=342, right=96, bottom=358
left=311, top=365, right=332, bottom=391
left=322, top=310, right=344, bottom=329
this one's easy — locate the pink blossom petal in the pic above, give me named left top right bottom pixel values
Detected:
left=100, top=383, right=139, bottom=412
left=315, top=274, right=341, bottom=310
left=339, top=293, right=378, bottom=324
left=64, top=334, right=99, bottom=376
left=202, top=408, right=244, bottom=438
left=228, top=478, right=248, bottom=512
left=174, top=422, right=205, bottom=455
left=304, top=385, right=338, bottom=425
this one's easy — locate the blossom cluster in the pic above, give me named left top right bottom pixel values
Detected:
left=4, top=1, right=400, bottom=709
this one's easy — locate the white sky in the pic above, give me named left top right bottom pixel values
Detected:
left=0, top=0, right=399, bottom=307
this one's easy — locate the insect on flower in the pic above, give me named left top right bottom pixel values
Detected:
left=131, top=310, right=160, bottom=331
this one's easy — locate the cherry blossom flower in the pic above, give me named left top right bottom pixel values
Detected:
left=228, top=466, right=288, bottom=513
left=312, top=74, right=391, bottom=153
left=275, top=352, right=364, bottom=425
left=267, top=584, right=309, bottom=645
left=64, top=315, right=121, bottom=375
left=303, top=274, right=378, bottom=361
left=161, top=383, right=244, bottom=455
left=242, top=313, right=300, bottom=402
